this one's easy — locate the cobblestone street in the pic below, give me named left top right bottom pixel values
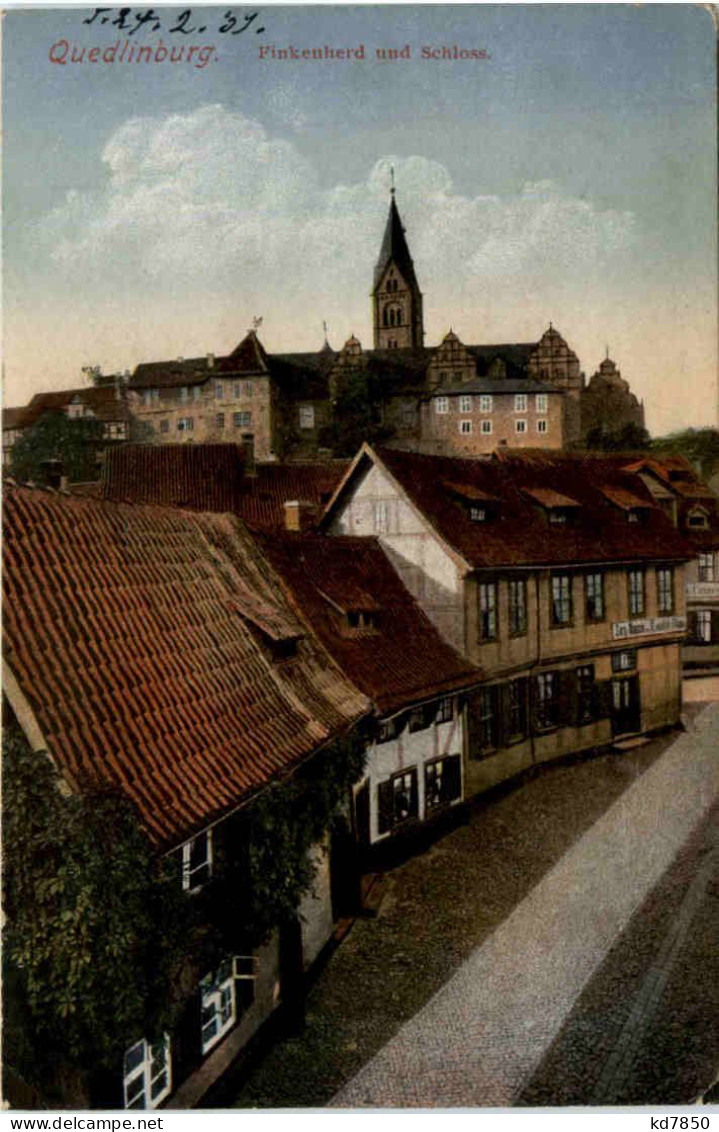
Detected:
left=224, top=701, right=719, bottom=1109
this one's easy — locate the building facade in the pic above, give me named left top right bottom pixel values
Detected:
left=323, top=445, right=691, bottom=799
left=126, top=192, right=645, bottom=461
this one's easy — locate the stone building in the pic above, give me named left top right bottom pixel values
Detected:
left=581, top=353, right=646, bottom=441
left=127, top=191, right=646, bottom=459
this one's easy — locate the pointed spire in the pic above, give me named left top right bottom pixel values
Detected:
left=373, top=190, right=420, bottom=292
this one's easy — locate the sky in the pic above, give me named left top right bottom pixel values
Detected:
left=3, top=4, right=717, bottom=435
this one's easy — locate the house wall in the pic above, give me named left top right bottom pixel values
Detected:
left=420, top=390, right=565, bottom=456
left=361, top=706, right=466, bottom=844
left=129, top=375, right=275, bottom=462
left=328, top=461, right=466, bottom=652
left=297, top=842, right=334, bottom=969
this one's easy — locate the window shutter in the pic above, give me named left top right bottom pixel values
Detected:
left=377, top=780, right=394, bottom=835
left=440, top=755, right=462, bottom=804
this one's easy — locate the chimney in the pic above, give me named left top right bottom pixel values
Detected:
left=284, top=500, right=316, bottom=532
left=207, top=353, right=215, bottom=369
left=59, top=475, right=69, bottom=492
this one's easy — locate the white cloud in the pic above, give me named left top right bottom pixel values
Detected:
left=40, top=103, right=635, bottom=331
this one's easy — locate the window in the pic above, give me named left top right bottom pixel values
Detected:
left=470, top=506, right=487, bottom=522
left=402, top=402, right=416, bottom=426
left=160, top=419, right=170, bottom=434
left=479, top=581, right=498, bottom=641
left=200, top=959, right=236, bottom=1054
left=509, top=578, right=527, bottom=635
left=698, top=553, right=715, bottom=582
left=347, top=610, right=378, bottom=631
left=537, top=420, right=548, bottom=434
left=377, top=715, right=404, bottom=744
left=178, top=386, right=189, bottom=403
left=688, top=509, right=709, bottom=529
left=408, top=703, right=437, bottom=733
left=459, top=394, right=473, bottom=413
left=506, top=679, right=528, bottom=742
left=377, top=768, right=418, bottom=834
left=477, top=686, right=499, bottom=750
left=233, top=382, right=242, bottom=399
left=549, top=509, right=568, bottom=525
left=657, top=567, right=674, bottom=614
left=435, top=397, right=449, bottom=415
left=244, top=380, right=254, bottom=396
left=612, top=649, right=637, bottom=672
left=628, top=568, right=645, bottom=616
left=576, top=665, right=595, bottom=724
left=459, top=420, right=473, bottom=435
left=123, top=1036, right=171, bottom=1110
left=299, top=405, right=315, bottom=430
left=585, top=573, right=604, bottom=621
left=182, top=829, right=212, bottom=892
left=216, top=413, right=225, bottom=431
left=479, top=395, right=493, bottom=413
left=215, top=382, right=224, bottom=400
left=105, top=422, right=127, bottom=440
left=536, top=393, right=548, bottom=413
left=67, top=401, right=85, bottom=420
left=696, top=610, right=712, bottom=643
left=425, top=755, right=461, bottom=810
left=481, top=420, right=493, bottom=435
left=374, top=500, right=389, bottom=533
left=435, top=697, right=454, bottom=724
left=551, top=574, right=572, bottom=625
left=177, top=417, right=194, bottom=432
left=515, top=419, right=527, bottom=434
left=142, top=388, right=159, bottom=406
left=514, top=394, right=528, bottom=412
left=535, top=672, right=559, bottom=730
left=192, top=385, right=201, bottom=403
left=233, top=411, right=252, bottom=429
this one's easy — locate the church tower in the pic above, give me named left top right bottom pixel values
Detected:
left=372, top=188, right=424, bottom=350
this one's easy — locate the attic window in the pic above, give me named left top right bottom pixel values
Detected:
left=347, top=610, right=379, bottom=631
left=470, top=506, right=488, bottom=522
left=549, top=509, right=569, bottom=525
left=687, top=508, right=709, bottom=529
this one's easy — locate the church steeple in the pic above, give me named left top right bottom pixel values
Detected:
left=372, top=190, right=424, bottom=350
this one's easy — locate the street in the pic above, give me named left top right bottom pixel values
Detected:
left=224, top=700, right=719, bottom=1109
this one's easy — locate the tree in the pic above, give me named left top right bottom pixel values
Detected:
left=652, top=427, right=719, bottom=480
left=2, top=723, right=198, bottom=1102
left=319, top=370, right=395, bottom=457
left=583, top=422, right=652, bottom=452
left=10, top=411, right=107, bottom=485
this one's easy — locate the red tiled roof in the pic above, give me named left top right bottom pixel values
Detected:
left=599, top=485, right=651, bottom=511
left=326, top=445, right=693, bottom=569
left=21, top=386, right=129, bottom=427
left=2, top=407, right=29, bottom=431
left=102, top=444, right=244, bottom=511
left=260, top=532, right=482, bottom=716
left=522, top=486, right=581, bottom=509
left=3, top=484, right=368, bottom=849
left=236, top=461, right=350, bottom=530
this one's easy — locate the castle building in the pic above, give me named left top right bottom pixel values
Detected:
left=581, top=353, right=646, bottom=441
left=127, top=192, right=646, bottom=460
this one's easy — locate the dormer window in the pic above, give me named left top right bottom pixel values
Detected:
left=523, top=487, right=580, bottom=525
left=347, top=609, right=378, bottom=631
left=687, top=507, right=710, bottom=529
left=470, top=506, right=487, bottom=522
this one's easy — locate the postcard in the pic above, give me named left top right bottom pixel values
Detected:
left=2, top=2, right=718, bottom=1121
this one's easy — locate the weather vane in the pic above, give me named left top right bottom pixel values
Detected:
left=390, top=165, right=395, bottom=195
left=252, top=316, right=263, bottom=331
